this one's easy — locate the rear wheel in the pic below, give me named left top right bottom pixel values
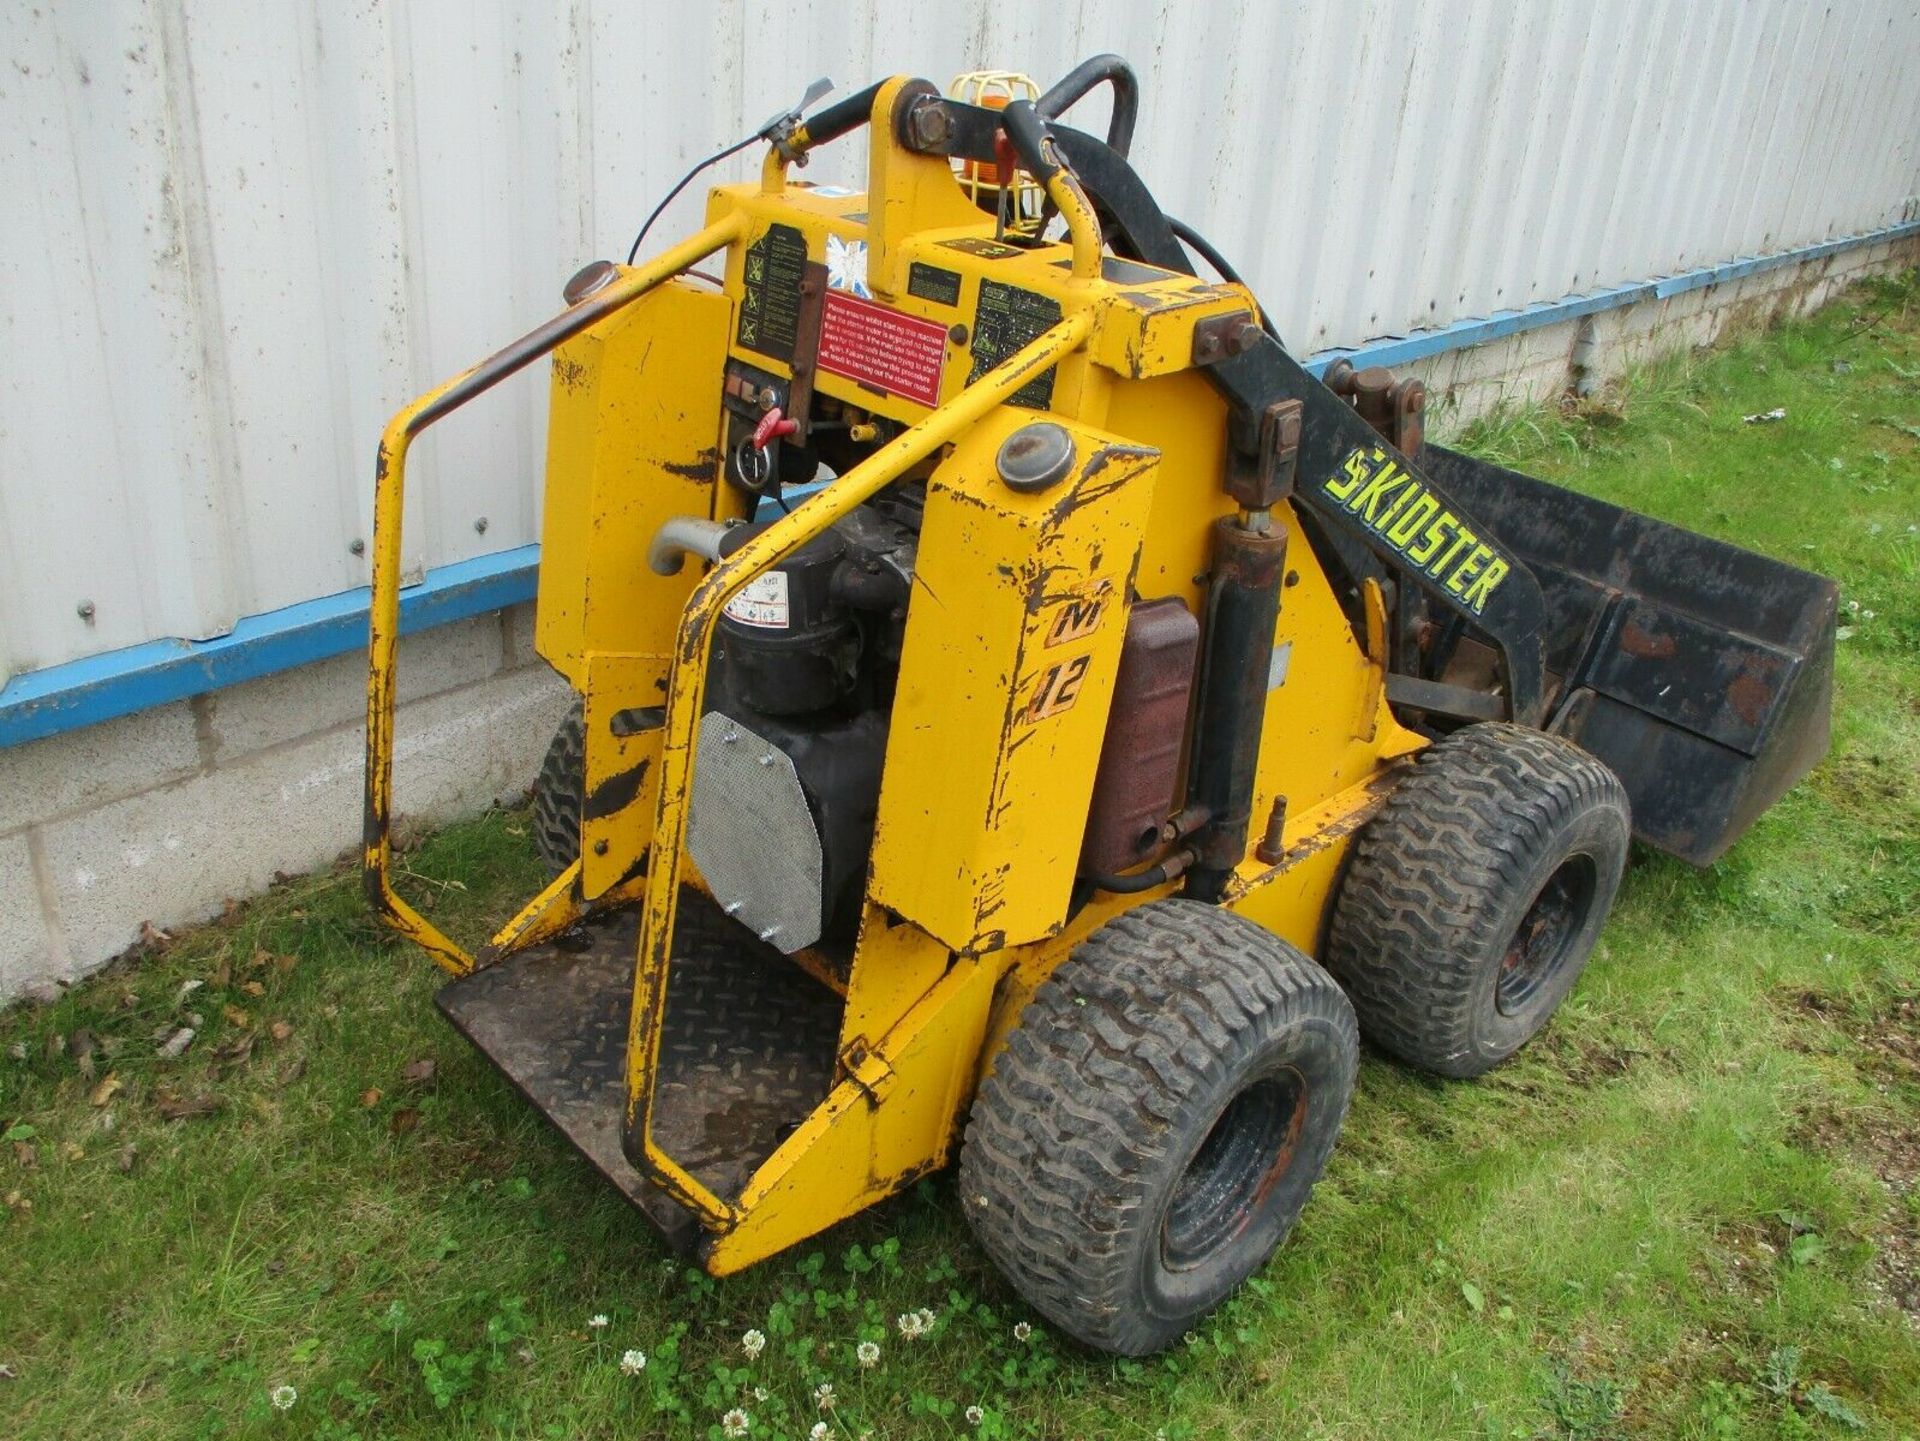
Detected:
left=959, top=900, right=1358, bottom=1355
left=1324, top=722, right=1630, bottom=1078
left=530, top=702, right=584, bottom=876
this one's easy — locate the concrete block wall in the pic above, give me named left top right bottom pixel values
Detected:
left=1414, top=236, right=1920, bottom=431
left=0, top=239, right=1914, bottom=1007
left=0, top=607, right=570, bottom=1003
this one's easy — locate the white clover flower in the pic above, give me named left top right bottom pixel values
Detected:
left=856, top=1339, right=881, bottom=1369
left=620, top=1348, right=647, bottom=1376
left=588, top=1313, right=610, bottom=1330
left=269, top=1384, right=297, bottom=1411
left=1013, top=1320, right=1032, bottom=1342
left=810, top=1424, right=830, bottom=1441
left=752, top=1386, right=768, bottom=1402
left=966, top=1404, right=985, bottom=1426
left=814, top=1380, right=836, bottom=1409
left=916, top=1306, right=936, bottom=1332
left=722, top=1408, right=751, bottom=1438
left=896, top=1312, right=923, bottom=1340
left=742, top=1327, right=767, bottom=1359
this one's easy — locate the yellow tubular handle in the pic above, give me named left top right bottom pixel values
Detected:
left=362, top=213, right=748, bottom=975
left=1044, top=167, right=1104, bottom=282
left=624, top=306, right=1100, bottom=1228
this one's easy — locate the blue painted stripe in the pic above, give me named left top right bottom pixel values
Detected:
left=0, top=547, right=539, bottom=747
left=1305, top=218, right=1920, bottom=376
left=4, top=218, right=1915, bottom=748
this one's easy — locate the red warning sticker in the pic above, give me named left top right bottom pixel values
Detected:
left=816, top=291, right=949, bottom=407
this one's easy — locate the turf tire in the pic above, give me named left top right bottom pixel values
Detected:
left=530, top=701, right=585, bottom=876
left=959, top=899, right=1358, bottom=1356
left=1324, top=722, right=1630, bottom=1078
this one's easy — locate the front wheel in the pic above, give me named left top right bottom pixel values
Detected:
left=959, top=900, right=1358, bottom=1355
left=1324, top=722, right=1631, bottom=1077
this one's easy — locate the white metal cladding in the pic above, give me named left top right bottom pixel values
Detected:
left=4, top=1, right=1917, bottom=684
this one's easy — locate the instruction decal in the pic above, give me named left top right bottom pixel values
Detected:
left=737, top=223, right=807, bottom=360
left=724, top=571, right=791, bottom=629
left=1321, top=446, right=1513, bottom=614
left=968, top=281, right=1062, bottom=410
left=907, top=262, right=962, bottom=307
left=939, top=236, right=1022, bottom=260
left=817, top=291, right=949, bottom=407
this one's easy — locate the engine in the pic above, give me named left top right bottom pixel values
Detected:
left=686, top=489, right=921, bottom=954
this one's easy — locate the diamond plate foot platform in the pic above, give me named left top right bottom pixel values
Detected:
left=436, top=894, right=844, bottom=1253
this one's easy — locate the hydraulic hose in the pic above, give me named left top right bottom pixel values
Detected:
left=1035, top=54, right=1140, bottom=158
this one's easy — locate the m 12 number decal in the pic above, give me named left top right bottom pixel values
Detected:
left=1024, top=586, right=1110, bottom=722
left=1321, top=447, right=1512, bottom=614
left=1044, top=590, right=1107, bottom=647
left=1025, top=654, right=1091, bottom=723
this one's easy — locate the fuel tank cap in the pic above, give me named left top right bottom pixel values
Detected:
left=996, top=422, right=1076, bottom=494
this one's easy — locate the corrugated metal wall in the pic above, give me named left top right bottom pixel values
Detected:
left=4, top=1, right=1917, bottom=684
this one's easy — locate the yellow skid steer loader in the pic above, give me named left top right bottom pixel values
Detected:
left=363, top=59, right=1837, bottom=1354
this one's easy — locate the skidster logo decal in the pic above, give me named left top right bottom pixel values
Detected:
left=1321, top=447, right=1512, bottom=614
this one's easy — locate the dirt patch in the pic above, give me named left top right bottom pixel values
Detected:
left=1814, top=753, right=1919, bottom=835
left=1778, top=986, right=1920, bottom=1324
left=1539, top=1027, right=1660, bottom=1084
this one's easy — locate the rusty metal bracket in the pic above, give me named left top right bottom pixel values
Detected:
left=785, top=261, right=829, bottom=440
left=1191, top=309, right=1263, bottom=368
left=1223, top=397, right=1303, bottom=511
left=1325, top=361, right=1426, bottom=459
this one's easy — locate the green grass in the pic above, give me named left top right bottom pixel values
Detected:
left=4, top=270, right=1918, bottom=1440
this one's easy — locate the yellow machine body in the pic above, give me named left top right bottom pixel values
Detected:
left=365, top=78, right=1426, bottom=1272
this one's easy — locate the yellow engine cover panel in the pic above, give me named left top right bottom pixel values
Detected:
left=868, top=411, right=1160, bottom=953
left=535, top=279, right=739, bottom=684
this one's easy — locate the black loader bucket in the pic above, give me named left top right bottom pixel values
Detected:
left=1422, top=446, right=1840, bottom=866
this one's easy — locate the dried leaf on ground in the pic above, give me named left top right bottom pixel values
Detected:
left=117, top=1143, right=138, bottom=1174
left=360, top=1088, right=382, bottom=1109
left=155, top=1090, right=222, bottom=1122
left=223, top=1004, right=250, bottom=1028
left=400, top=1059, right=437, bottom=1089
left=241, top=981, right=266, bottom=999
left=212, top=1034, right=256, bottom=1079
left=69, top=1029, right=97, bottom=1080
left=156, top=1027, right=196, bottom=1060
left=389, top=1107, right=421, bottom=1137
left=11, top=1143, right=36, bottom=1171
left=88, top=1074, right=123, bottom=1108
left=269, top=1020, right=294, bottom=1043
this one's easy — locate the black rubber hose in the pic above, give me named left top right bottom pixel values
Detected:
left=998, top=100, right=1060, bottom=181
left=1036, top=54, right=1140, bottom=158
left=1089, top=852, right=1189, bottom=895
left=799, top=81, right=887, bottom=150
left=1167, top=214, right=1282, bottom=344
